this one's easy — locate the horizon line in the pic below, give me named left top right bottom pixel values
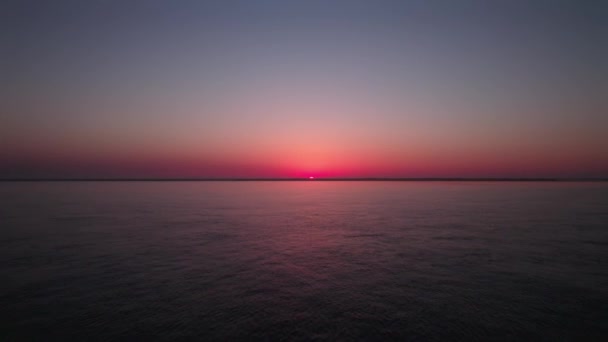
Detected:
left=1, top=177, right=607, bottom=182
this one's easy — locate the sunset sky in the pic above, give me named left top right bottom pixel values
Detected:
left=2, top=0, right=607, bottom=178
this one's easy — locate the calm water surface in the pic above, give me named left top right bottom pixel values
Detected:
left=1, top=181, right=607, bottom=341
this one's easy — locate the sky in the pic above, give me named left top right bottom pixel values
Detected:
left=2, top=0, right=607, bottom=178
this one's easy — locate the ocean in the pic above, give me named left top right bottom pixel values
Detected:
left=1, top=181, right=607, bottom=340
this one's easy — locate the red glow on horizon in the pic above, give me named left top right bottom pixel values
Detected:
left=1, top=144, right=607, bottom=179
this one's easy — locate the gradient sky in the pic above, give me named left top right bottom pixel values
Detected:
left=2, top=0, right=607, bottom=178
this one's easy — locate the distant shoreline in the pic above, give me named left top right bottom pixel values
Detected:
left=1, top=178, right=607, bottom=182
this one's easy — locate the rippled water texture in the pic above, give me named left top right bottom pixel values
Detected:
left=2, top=181, right=608, bottom=340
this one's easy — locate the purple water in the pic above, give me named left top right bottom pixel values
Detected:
left=2, top=181, right=607, bottom=340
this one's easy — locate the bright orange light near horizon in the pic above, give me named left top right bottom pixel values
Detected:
left=309, top=176, right=315, bottom=180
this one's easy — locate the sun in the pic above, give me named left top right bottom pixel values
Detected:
left=309, top=176, right=315, bottom=180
